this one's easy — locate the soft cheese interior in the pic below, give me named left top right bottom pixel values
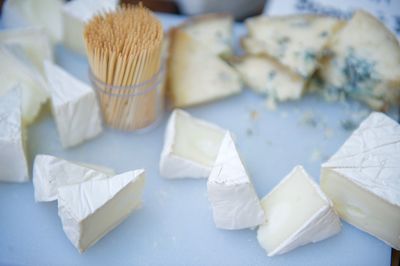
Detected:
left=258, top=166, right=341, bottom=256
left=58, top=170, right=145, bottom=253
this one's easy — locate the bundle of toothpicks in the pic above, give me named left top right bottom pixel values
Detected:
left=84, top=3, right=164, bottom=131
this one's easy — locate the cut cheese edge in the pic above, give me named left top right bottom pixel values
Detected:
left=320, top=10, right=400, bottom=110
left=257, top=165, right=341, bottom=256
left=160, top=109, right=226, bottom=178
left=33, top=154, right=115, bottom=202
left=243, top=14, right=342, bottom=78
left=321, top=112, right=400, bottom=250
left=232, top=55, right=305, bottom=101
left=57, top=169, right=145, bottom=253
left=207, top=132, right=265, bottom=229
left=168, top=28, right=241, bottom=107
left=0, top=87, right=28, bottom=183
left=179, top=14, right=233, bottom=56
left=0, top=46, right=49, bottom=125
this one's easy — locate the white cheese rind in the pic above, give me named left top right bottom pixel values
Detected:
left=207, top=132, right=265, bottom=229
left=57, top=169, right=145, bottom=253
left=62, top=0, right=118, bottom=55
left=0, top=27, right=53, bottom=74
left=257, top=166, right=341, bottom=256
left=321, top=112, right=400, bottom=250
left=0, top=46, right=49, bottom=125
left=32, top=154, right=114, bottom=202
left=2, top=0, right=63, bottom=44
left=168, top=28, right=242, bottom=107
left=160, top=109, right=226, bottom=178
left=44, top=61, right=103, bottom=148
left=0, top=88, right=28, bottom=183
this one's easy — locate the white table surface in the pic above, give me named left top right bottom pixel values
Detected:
left=0, top=13, right=395, bottom=266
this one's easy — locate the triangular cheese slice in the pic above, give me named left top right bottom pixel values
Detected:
left=33, top=154, right=114, bottom=202
left=57, top=169, right=145, bottom=253
left=243, top=15, right=342, bottom=78
left=0, top=46, right=49, bottom=125
left=320, top=11, right=400, bottom=110
left=207, top=132, right=265, bottom=229
left=0, top=87, right=28, bottom=182
left=168, top=28, right=241, bottom=107
left=44, top=61, right=103, bottom=148
left=258, top=166, right=341, bottom=256
left=0, top=27, right=53, bottom=74
left=321, top=112, right=400, bottom=250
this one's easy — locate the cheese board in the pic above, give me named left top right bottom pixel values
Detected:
left=0, top=13, right=396, bottom=265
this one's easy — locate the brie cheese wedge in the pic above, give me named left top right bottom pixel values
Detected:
left=320, top=10, right=400, bottom=110
left=180, top=14, right=233, bottom=56
left=0, top=27, right=53, bottom=74
left=232, top=55, right=304, bottom=101
left=58, top=169, right=145, bottom=253
left=44, top=61, right=103, bottom=148
left=160, top=109, right=226, bottom=178
left=0, top=87, right=28, bottom=183
left=2, top=0, right=63, bottom=44
left=62, top=0, right=118, bottom=55
left=168, top=28, right=242, bottom=107
left=243, top=15, right=342, bottom=78
left=33, top=154, right=115, bottom=202
left=0, top=46, right=49, bottom=125
left=321, top=112, right=400, bottom=250
left=258, top=165, right=341, bottom=256
left=207, top=132, right=265, bottom=229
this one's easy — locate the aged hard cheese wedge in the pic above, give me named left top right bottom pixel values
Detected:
left=243, top=15, right=342, bottom=78
left=0, top=46, right=49, bottom=125
left=168, top=28, right=241, bottom=107
left=0, top=88, right=28, bottom=183
left=2, top=0, right=63, bottom=43
left=179, top=14, right=233, bottom=56
left=62, top=0, right=118, bottom=55
left=58, top=169, right=145, bottom=253
left=207, top=132, right=265, bottom=229
left=232, top=55, right=304, bottom=101
left=321, top=112, right=400, bottom=250
left=33, top=154, right=115, bottom=202
left=258, top=166, right=341, bottom=256
left=320, top=10, right=400, bottom=110
left=44, top=61, right=103, bottom=148
left=0, top=27, right=53, bottom=73
left=160, top=109, right=226, bottom=178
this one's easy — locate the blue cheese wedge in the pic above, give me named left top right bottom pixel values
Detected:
left=258, top=166, right=341, bottom=256
left=320, top=11, right=400, bottom=110
left=2, top=0, right=63, bottom=43
left=0, top=87, right=28, bottom=183
left=179, top=14, right=233, bottom=56
left=160, top=109, right=226, bottom=179
left=321, top=112, right=400, bottom=250
left=33, top=154, right=115, bottom=202
left=242, top=15, right=342, bottom=78
left=232, top=55, right=304, bottom=102
left=168, top=28, right=241, bottom=107
left=44, top=61, right=103, bottom=148
left=58, top=169, right=145, bottom=253
left=62, top=0, right=118, bottom=55
left=0, top=46, right=49, bottom=125
left=0, top=27, right=53, bottom=73
left=207, top=132, right=265, bottom=229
